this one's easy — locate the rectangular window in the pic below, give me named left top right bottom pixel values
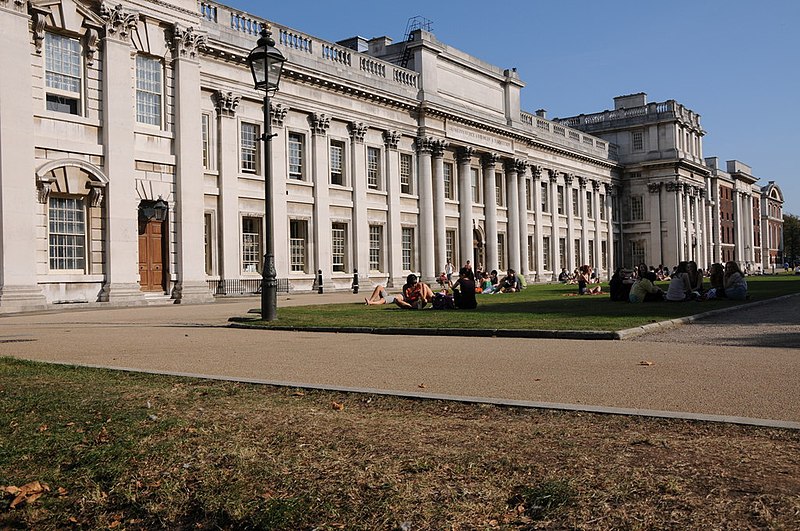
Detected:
left=367, top=147, right=381, bottom=190
left=630, top=195, right=644, bottom=221
left=400, top=153, right=413, bottom=194
left=369, top=225, right=383, bottom=271
left=572, top=188, right=579, bottom=217
left=444, top=163, right=454, bottom=200
left=241, top=123, right=259, bottom=173
left=289, top=220, right=308, bottom=273
left=49, top=196, right=85, bottom=270
left=471, top=168, right=481, bottom=203
left=601, top=240, right=608, bottom=270
left=574, top=239, right=581, bottom=267
left=557, top=185, right=565, bottom=215
left=446, top=229, right=456, bottom=265
left=588, top=240, right=595, bottom=267
left=600, top=194, right=606, bottom=220
left=496, top=173, right=505, bottom=207
left=632, top=131, right=643, bottom=152
left=526, top=179, right=532, bottom=210
left=331, top=223, right=348, bottom=272
left=135, top=55, right=162, bottom=126
left=558, top=238, right=566, bottom=269
left=497, top=233, right=506, bottom=271
left=586, top=191, right=594, bottom=218
left=204, top=212, right=213, bottom=275
left=202, top=114, right=211, bottom=170
left=528, top=235, right=534, bottom=271
left=541, top=182, right=549, bottom=213
left=402, top=227, right=414, bottom=271
left=45, top=33, right=81, bottom=115
left=288, top=133, right=304, bottom=180
left=542, top=236, right=551, bottom=271
left=631, top=240, right=646, bottom=267
left=241, top=217, right=261, bottom=273
left=330, top=140, right=345, bottom=186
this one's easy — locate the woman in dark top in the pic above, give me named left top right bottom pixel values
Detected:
left=452, top=267, right=478, bottom=309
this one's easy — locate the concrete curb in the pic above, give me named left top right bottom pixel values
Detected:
left=616, top=292, right=800, bottom=340
left=38, top=360, right=800, bottom=431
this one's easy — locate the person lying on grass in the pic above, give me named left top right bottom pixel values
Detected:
left=365, top=274, right=434, bottom=309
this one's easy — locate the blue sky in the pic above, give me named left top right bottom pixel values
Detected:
left=230, top=0, right=799, bottom=215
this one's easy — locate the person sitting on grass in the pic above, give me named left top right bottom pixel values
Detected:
left=395, top=274, right=434, bottom=309
left=558, top=268, right=570, bottom=283
left=577, top=265, right=602, bottom=295
left=723, top=261, right=748, bottom=300
left=479, top=272, right=495, bottom=294
left=499, top=269, right=520, bottom=293
left=706, top=262, right=725, bottom=299
left=665, top=261, right=692, bottom=302
left=451, top=267, right=478, bottom=309
left=629, top=270, right=664, bottom=303
left=687, top=260, right=704, bottom=296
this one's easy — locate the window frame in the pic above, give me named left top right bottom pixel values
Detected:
left=288, top=132, right=305, bottom=181
left=241, top=216, right=262, bottom=274
left=630, top=195, right=644, bottom=221
left=289, top=219, right=308, bottom=273
left=443, top=162, right=454, bottom=200
left=369, top=224, right=383, bottom=272
left=542, top=236, right=551, bottom=271
left=240, top=122, right=260, bottom=174
left=44, top=32, right=83, bottom=116
left=367, top=146, right=382, bottom=190
left=401, top=227, right=415, bottom=271
left=330, top=139, right=346, bottom=186
left=471, top=167, right=481, bottom=204
left=135, top=54, right=164, bottom=127
left=331, top=222, right=349, bottom=272
left=48, top=195, right=87, bottom=272
left=496, top=173, right=505, bottom=207
left=400, top=153, right=414, bottom=195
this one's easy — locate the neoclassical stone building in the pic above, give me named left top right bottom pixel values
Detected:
left=0, top=0, right=784, bottom=312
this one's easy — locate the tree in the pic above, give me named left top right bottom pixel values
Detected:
left=783, top=213, right=800, bottom=267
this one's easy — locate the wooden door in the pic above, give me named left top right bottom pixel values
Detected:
left=138, top=219, right=165, bottom=292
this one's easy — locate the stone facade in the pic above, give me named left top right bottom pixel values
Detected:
left=0, top=1, right=784, bottom=311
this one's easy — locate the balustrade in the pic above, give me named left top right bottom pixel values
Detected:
left=360, top=57, right=386, bottom=77
left=200, top=2, right=217, bottom=22
left=279, top=29, right=312, bottom=53
left=322, top=44, right=351, bottom=65
left=230, top=12, right=260, bottom=35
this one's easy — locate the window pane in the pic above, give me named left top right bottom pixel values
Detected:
left=367, top=147, right=380, bottom=190
left=402, top=228, right=414, bottom=270
left=136, top=55, right=162, bottom=126
left=400, top=154, right=412, bottom=194
left=289, top=133, right=304, bottom=180
left=241, top=123, right=258, bottom=172
left=369, top=225, right=382, bottom=271
left=289, top=220, right=307, bottom=272
left=242, top=217, right=261, bottom=273
left=332, top=223, right=347, bottom=272
left=45, top=33, right=81, bottom=93
left=49, top=197, right=85, bottom=270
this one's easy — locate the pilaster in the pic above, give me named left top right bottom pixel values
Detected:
left=604, top=183, right=615, bottom=275
left=505, top=160, right=521, bottom=273
left=532, top=166, right=544, bottom=281
left=564, top=173, right=575, bottom=272
left=383, top=130, right=403, bottom=287
left=517, top=162, right=529, bottom=277
left=457, top=147, right=474, bottom=268
left=548, top=169, right=559, bottom=280
left=482, top=152, right=499, bottom=273
left=592, top=180, right=602, bottom=278
left=310, top=113, right=332, bottom=284
left=0, top=2, right=47, bottom=310
left=578, top=176, right=588, bottom=268
left=431, top=139, right=448, bottom=275
left=172, top=25, right=213, bottom=302
left=214, top=91, right=242, bottom=286
left=647, top=181, right=663, bottom=267
left=348, top=121, right=369, bottom=281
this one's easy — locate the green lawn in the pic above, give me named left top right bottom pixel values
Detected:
left=246, top=274, right=800, bottom=331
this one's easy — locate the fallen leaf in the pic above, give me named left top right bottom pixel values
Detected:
left=109, top=520, right=121, bottom=529
left=69, top=517, right=79, bottom=523
left=639, top=361, right=654, bottom=366
left=291, top=391, right=305, bottom=397
left=57, top=486, right=68, bottom=496
left=331, top=401, right=344, bottom=411
left=418, top=383, right=426, bottom=389
left=38, top=425, right=48, bottom=432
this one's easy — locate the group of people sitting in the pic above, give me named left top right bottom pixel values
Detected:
left=611, top=260, right=748, bottom=303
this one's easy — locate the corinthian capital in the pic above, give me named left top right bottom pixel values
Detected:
left=100, top=2, right=139, bottom=41
left=430, top=139, right=448, bottom=158
left=213, top=90, right=240, bottom=117
left=383, top=130, right=401, bottom=150
left=172, top=25, right=207, bottom=59
left=310, top=113, right=330, bottom=136
left=456, top=147, right=474, bottom=164
left=481, top=152, right=500, bottom=168
left=548, top=168, right=560, bottom=182
left=348, top=122, right=368, bottom=143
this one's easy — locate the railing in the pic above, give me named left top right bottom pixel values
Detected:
left=556, top=100, right=701, bottom=130
left=207, top=278, right=290, bottom=296
left=519, top=110, right=616, bottom=160
left=198, top=1, right=419, bottom=92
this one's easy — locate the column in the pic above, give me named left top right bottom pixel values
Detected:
left=310, top=113, right=331, bottom=285
left=432, top=140, right=448, bottom=276
left=214, top=91, right=241, bottom=289
left=733, top=189, right=743, bottom=261
left=711, top=179, right=722, bottom=263
left=578, top=176, right=588, bottom=267
left=647, top=182, right=662, bottom=266
left=605, top=183, right=615, bottom=275
left=746, top=193, right=756, bottom=265
left=0, top=1, right=47, bottom=310
left=532, top=166, right=544, bottom=281
left=482, top=153, right=499, bottom=273
left=505, top=160, right=521, bottom=272
left=564, top=174, right=575, bottom=272
left=172, top=26, right=213, bottom=302
left=457, top=147, right=474, bottom=268
left=698, top=188, right=708, bottom=269
left=100, top=5, right=144, bottom=303
left=416, top=136, right=435, bottom=282
left=592, top=180, right=602, bottom=277
left=517, top=161, right=530, bottom=278
left=676, top=182, right=686, bottom=262
left=548, top=169, right=559, bottom=280
left=383, top=131, right=402, bottom=287
left=348, top=122, right=370, bottom=281
left=684, top=189, right=693, bottom=262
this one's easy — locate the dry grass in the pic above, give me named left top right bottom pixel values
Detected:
left=2, top=358, right=799, bottom=529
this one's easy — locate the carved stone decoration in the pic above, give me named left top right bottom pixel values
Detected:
left=665, top=181, right=681, bottom=193
left=481, top=152, right=500, bottom=168
left=605, top=183, right=616, bottom=196
left=86, top=181, right=106, bottom=207
left=531, top=165, right=542, bottom=179
left=548, top=168, right=559, bottom=182
left=563, top=173, right=574, bottom=187
left=577, top=175, right=587, bottom=188
left=310, top=113, right=330, bottom=136
left=30, top=7, right=48, bottom=53
left=647, top=182, right=662, bottom=193
left=415, top=136, right=434, bottom=154
left=698, top=188, right=706, bottom=198
left=100, top=2, right=138, bottom=41
left=172, top=24, right=207, bottom=59
left=430, top=139, right=448, bottom=158
left=456, top=146, right=474, bottom=164
left=36, top=176, right=56, bottom=204
left=592, top=180, right=601, bottom=191
left=383, top=130, right=401, bottom=150
left=2, top=0, right=26, bottom=14
left=270, top=103, right=288, bottom=127
left=514, top=159, right=528, bottom=174
left=84, top=27, right=100, bottom=65
left=347, top=121, right=368, bottom=143
left=213, top=90, right=240, bottom=117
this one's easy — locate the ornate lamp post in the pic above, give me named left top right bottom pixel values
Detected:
left=247, top=25, right=286, bottom=321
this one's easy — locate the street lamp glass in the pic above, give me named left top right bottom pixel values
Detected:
left=247, top=28, right=286, bottom=94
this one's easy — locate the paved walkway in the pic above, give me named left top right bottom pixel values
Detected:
left=1, top=292, right=798, bottom=429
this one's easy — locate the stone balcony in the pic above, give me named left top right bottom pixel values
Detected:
left=555, top=100, right=703, bottom=134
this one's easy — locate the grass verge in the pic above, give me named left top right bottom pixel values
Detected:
left=1, top=358, right=799, bottom=529
left=242, top=275, right=800, bottom=331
